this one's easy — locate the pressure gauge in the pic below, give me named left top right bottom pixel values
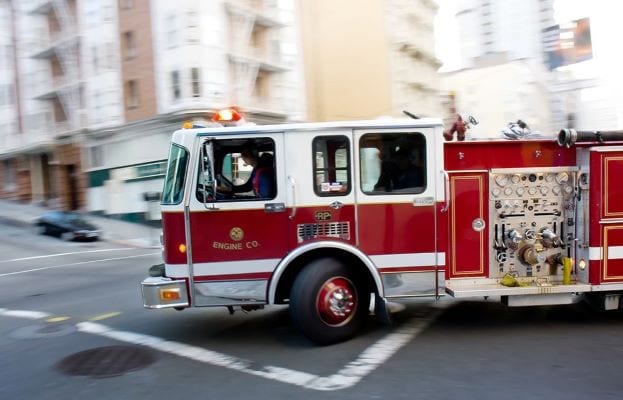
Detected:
left=552, top=186, right=561, bottom=195
left=504, top=187, right=513, bottom=196
left=516, top=187, right=525, bottom=196
left=545, top=174, right=555, bottom=183
left=540, top=186, right=549, bottom=195
left=555, top=172, right=569, bottom=184
left=495, top=174, right=509, bottom=187
left=492, top=188, right=501, bottom=197
left=528, top=187, right=537, bottom=195
left=511, top=174, right=521, bottom=184
left=564, top=185, right=573, bottom=194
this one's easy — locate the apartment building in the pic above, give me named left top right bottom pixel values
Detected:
left=299, top=0, right=442, bottom=121
left=454, top=0, right=555, bottom=69
left=0, top=0, right=305, bottom=221
left=441, top=59, right=553, bottom=138
left=438, top=0, right=557, bottom=136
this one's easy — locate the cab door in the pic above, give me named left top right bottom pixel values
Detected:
left=188, top=133, right=288, bottom=306
left=283, top=130, right=357, bottom=249
left=354, top=127, right=442, bottom=297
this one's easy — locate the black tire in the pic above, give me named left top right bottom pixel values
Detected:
left=289, top=257, right=370, bottom=345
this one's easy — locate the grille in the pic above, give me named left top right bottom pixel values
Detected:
left=297, top=222, right=350, bottom=243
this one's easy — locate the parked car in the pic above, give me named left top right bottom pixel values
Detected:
left=34, top=211, right=100, bottom=241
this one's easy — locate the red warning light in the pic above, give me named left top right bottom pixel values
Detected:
left=211, top=107, right=243, bottom=123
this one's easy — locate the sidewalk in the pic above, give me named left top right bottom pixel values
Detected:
left=0, top=199, right=161, bottom=249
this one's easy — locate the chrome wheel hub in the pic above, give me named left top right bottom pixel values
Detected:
left=317, top=277, right=357, bottom=326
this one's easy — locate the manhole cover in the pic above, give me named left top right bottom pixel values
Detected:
left=57, top=345, right=157, bottom=378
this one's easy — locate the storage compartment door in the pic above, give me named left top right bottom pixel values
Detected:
left=447, top=171, right=488, bottom=278
left=590, top=149, right=623, bottom=283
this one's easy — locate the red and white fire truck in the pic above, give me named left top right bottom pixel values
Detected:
left=141, top=108, right=623, bottom=344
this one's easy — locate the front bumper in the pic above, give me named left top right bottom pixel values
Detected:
left=141, top=276, right=189, bottom=309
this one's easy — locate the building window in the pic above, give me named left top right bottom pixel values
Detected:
left=186, top=9, right=200, bottom=43
left=92, top=46, right=98, bottom=73
left=89, top=146, right=103, bottom=168
left=94, top=91, right=102, bottom=123
left=3, top=159, right=16, bottom=191
left=126, top=79, right=139, bottom=108
left=171, top=71, right=180, bottom=100
left=166, top=14, right=178, bottom=48
left=191, top=68, right=201, bottom=97
left=313, top=136, right=351, bottom=196
left=123, top=31, right=136, bottom=59
left=253, top=71, right=269, bottom=100
left=102, top=2, right=113, bottom=22
left=106, top=43, right=115, bottom=70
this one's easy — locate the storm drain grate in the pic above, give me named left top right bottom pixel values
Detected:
left=56, top=345, right=157, bottom=378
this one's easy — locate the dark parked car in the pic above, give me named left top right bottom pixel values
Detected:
left=34, top=211, right=100, bottom=241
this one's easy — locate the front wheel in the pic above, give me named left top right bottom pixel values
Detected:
left=289, top=257, right=370, bottom=345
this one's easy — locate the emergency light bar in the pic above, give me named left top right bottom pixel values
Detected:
left=182, top=107, right=248, bottom=129
left=212, top=107, right=244, bottom=124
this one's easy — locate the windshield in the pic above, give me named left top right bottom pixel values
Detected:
left=161, top=144, right=189, bottom=205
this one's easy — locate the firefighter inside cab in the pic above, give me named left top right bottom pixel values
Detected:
left=216, top=143, right=276, bottom=199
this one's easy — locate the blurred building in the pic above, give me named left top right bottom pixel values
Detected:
left=454, top=0, right=555, bottom=69
left=0, top=0, right=305, bottom=221
left=299, top=0, right=442, bottom=121
left=439, top=0, right=556, bottom=136
left=0, top=1, right=61, bottom=206
left=441, top=59, right=552, bottom=138
left=545, top=15, right=622, bottom=131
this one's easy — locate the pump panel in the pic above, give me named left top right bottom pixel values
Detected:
left=488, top=168, right=576, bottom=282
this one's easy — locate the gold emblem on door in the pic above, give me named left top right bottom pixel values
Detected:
left=230, top=227, right=244, bottom=241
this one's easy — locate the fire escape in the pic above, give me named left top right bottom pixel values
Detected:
left=31, top=0, right=83, bottom=137
left=224, top=0, right=289, bottom=114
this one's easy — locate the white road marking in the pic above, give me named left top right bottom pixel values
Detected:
left=0, top=248, right=140, bottom=264
left=0, top=253, right=160, bottom=277
left=2, top=303, right=451, bottom=390
left=79, top=304, right=449, bottom=391
left=0, top=308, right=51, bottom=319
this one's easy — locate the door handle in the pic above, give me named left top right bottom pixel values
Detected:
left=288, top=175, right=297, bottom=220
left=265, top=203, right=285, bottom=213
left=440, top=171, right=450, bottom=213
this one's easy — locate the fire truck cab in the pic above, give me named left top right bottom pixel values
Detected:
left=142, top=112, right=623, bottom=344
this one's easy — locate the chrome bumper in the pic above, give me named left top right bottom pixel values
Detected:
left=141, top=277, right=189, bottom=309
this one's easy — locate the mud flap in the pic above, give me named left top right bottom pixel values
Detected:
left=374, top=293, right=392, bottom=325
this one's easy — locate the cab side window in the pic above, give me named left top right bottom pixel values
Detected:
left=359, top=132, right=426, bottom=195
left=313, top=136, right=351, bottom=196
left=197, top=137, right=276, bottom=202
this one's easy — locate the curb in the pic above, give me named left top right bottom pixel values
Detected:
left=0, top=213, right=161, bottom=250
left=0, top=215, right=33, bottom=229
left=104, top=238, right=162, bottom=250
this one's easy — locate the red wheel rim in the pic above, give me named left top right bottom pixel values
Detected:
left=316, top=277, right=357, bottom=326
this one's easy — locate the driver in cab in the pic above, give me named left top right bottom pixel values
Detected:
left=218, top=146, right=275, bottom=198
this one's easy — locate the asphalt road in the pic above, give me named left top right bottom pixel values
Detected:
left=1, top=222, right=623, bottom=400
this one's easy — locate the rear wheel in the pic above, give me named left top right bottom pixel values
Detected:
left=289, top=257, right=370, bottom=345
